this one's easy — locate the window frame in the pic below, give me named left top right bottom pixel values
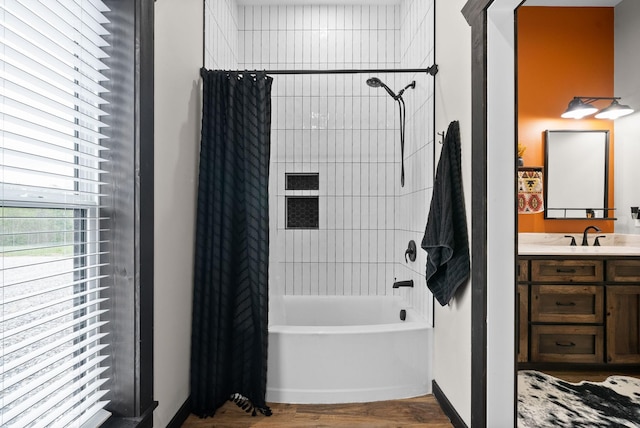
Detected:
left=0, top=1, right=154, bottom=425
left=99, top=1, right=155, bottom=426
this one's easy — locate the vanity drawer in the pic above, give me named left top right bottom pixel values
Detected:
left=518, top=260, right=529, bottom=282
left=607, top=260, right=640, bottom=282
left=531, top=260, right=603, bottom=282
left=531, top=285, right=603, bottom=323
left=530, top=325, right=604, bottom=363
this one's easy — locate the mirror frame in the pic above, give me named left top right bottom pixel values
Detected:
left=543, top=129, right=612, bottom=219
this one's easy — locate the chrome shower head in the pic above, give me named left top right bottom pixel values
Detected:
left=366, top=77, right=397, bottom=99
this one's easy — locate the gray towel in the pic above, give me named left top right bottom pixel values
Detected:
left=421, top=120, right=470, bottom=306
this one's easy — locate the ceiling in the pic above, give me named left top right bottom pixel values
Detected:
left=237, top=0, right=622, bottom=6
left=524, top=0, right=623, bottom=6
left=237, top=0, right=622, bottom=7
left=237, top=0, right=401, bottom=5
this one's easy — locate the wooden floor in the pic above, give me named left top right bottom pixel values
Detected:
left=181, top=395, right=453, bottom=428
left=181, top=371, right=640, bottom=427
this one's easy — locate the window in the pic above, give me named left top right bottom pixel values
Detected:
left=1, top=1, right=113, bottom=426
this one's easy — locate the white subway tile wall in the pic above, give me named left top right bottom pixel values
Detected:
left=239, top=4, right=403, bottom=298
left=204, top=1, right=435, bottom=323
left=205, top=0, right=239, bottom=70
left=396, top=0, right=435, bottom=322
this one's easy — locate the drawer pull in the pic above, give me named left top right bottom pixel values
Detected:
left=555, top=301, right=576, bottom=307
left=555, top=268, right=577, bottom=273
left=555, top=341, right=576, bottom=347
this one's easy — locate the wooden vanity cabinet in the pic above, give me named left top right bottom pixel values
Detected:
left=606, top=260, right=640, bottom=364
left=518, top=257, right=640, bottom=367
left=530, top=284, right=603, bottom=324
left=528, top=259, right=604, bottom=364
left=531, top=259, right=603, bottom=283
left=530, top=324, right=604, bottom=363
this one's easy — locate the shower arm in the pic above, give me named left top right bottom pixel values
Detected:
left=395, top=81, right=416, bottom=101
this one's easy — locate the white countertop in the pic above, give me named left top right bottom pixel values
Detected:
left=519, top=244, right=640, bottom=256
left=518, top=233, right=640, bottom=256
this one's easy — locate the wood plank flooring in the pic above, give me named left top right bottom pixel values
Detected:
left=181, top=371, right=640, bottom=427
left=181, top=395, right=453, bottom=428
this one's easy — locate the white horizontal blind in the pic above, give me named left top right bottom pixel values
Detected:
left=1, top=1, right=112, bottom=426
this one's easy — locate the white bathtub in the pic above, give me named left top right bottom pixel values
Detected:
left=266, top=295, right=432, bottom=404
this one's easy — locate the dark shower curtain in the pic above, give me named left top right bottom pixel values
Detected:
left=191, top=69, right=273, bottom=418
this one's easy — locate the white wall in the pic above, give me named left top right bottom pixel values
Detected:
left=614, top=0, right=640, bottom=234
left=433, top=1, right=518, bottom=425
left=486, top=1, right=518, bottom=426
left=432, top=0, right=472, bottom=425
left=153, top=0, right=202, bottom=425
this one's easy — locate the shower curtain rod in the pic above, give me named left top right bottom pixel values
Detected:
left=262, top=65, right=438, bottom=76
left=201, top=65, right=438, bottom=76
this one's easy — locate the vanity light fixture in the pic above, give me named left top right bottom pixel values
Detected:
left=561, top=96, right=635, bottom=120
left=561, top=97, right=598, bottom=119
left=594, top=99, right=635, bottom=119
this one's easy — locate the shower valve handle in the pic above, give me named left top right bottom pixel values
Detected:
left=405, top=240, right=417, bottom=263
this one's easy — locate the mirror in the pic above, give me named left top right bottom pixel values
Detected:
left=544, top=130, right=612, bottom=219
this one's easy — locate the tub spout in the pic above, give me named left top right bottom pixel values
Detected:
left=393, top=280, right=414, bottom=288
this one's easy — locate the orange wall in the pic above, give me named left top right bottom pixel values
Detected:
left=517, top=7, right=615, bottom=233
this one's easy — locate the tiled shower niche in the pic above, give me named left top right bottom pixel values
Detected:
left=286, top=197, right=319, bottom=229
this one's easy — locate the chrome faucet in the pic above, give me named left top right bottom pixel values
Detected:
left=581, top=225, right=601, bottom=246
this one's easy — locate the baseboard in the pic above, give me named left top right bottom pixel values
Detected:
left=166, top=397, right=192, bottom=428
left=432, top=380, right=468, bottom=428
left=102, top=401, right=157, bottom=428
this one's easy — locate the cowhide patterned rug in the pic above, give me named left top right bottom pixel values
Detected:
left=518, top=370, right=640, bottom=427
